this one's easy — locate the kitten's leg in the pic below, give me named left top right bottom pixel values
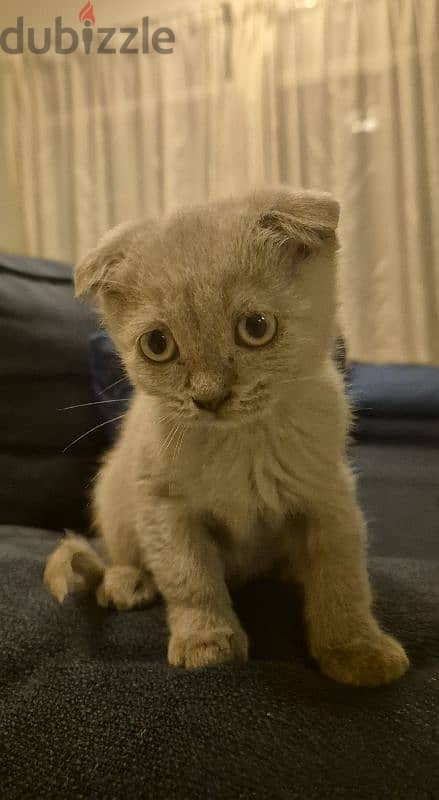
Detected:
left=96, top=565, right=157, bottom=610
left=298, top=466, right=409, bottom=687
left=93, top=466, right=157, bottom=609
left=140, top=500, right=248, bottom=668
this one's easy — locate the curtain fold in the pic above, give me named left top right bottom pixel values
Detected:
left=2, top=0, right=438, bottom=363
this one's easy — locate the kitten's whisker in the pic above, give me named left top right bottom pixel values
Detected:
left=173, top=425, right=187, bottom=463
left=62, top=415, right=125, bottom=453
left=97, top=376, right=128, bottom=396
left=159, top=425, right=179, bottom=457
left=277, top=376, right=317, bottom=385
left=60, top=399, right=131, bottom=411
left=157, top=411, right=185, bottom=457
left=170, top=425, right=182, bottom=462
left=157, top=412, right=182, bottom=424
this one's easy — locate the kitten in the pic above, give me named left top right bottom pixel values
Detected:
left=45, top=188, right=409, bottom=686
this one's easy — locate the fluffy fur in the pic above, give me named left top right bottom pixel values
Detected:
left=45, top=188, right=409, bottom=686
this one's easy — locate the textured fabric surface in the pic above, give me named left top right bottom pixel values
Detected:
left=354, top=443, right=439, bottom=561
left=0, top=254, right=93, bottom=380
left=0, top=525, right=438, bottom=800
left=353, top=415, right=439, bottom=444
left=0, top=254, right=103, bottom=530
left=0, top=452, right=96, bottom=533
left=348, top=363, right=439, bottom=418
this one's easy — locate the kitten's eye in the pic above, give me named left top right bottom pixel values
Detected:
left=138, top=328, right=177, bottom=363
left=236, top=313, right=277, bottom=348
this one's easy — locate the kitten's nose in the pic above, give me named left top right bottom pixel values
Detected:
left=192, top=390, right=232, bottom=413
left=190, top=368, right=234, bottom=413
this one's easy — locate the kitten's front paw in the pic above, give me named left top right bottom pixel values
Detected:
left=317, top=632, right=409, bottom=687
left=168, top=624, right=248, bottom=669
left=96, top=566, right=157, bottom=611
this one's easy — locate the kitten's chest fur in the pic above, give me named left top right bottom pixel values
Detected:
left=174, top=418, right=301, bottom=537
left=165, top=418, right=307, bottom=582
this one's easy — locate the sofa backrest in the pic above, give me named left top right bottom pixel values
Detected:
left=0, top=253, right=106, bottom=531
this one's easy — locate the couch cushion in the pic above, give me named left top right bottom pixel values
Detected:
left=348, top=362, right=439, bottom=417
left=355, top=442, right=439, bottom=561
left=0, top=525, right=438, bottom=800
left=0, top=453, right=96, bottom=532
left=348, top=363, right=439, bottom=443
left=0, top=254, right=105, bottom=530
left=1, top=254, right=89, bottom=378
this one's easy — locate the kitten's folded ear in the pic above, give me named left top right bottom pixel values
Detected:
left=253, top=188, right=340, bottom=260
left=75, top=221, right=142, bottom=299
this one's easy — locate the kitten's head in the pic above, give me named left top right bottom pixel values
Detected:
left=76, top=188, right=339, bottom=427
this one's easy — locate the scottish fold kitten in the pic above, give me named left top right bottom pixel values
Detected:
left=45, top=189, right=409, bottom=686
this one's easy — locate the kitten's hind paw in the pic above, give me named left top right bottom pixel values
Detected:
left=317, top=632, right=409, bottom=687
left=168, top=625, right=248, bottom=669
left=96, top=566, right=157, bottom=611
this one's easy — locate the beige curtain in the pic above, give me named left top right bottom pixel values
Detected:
left=2, top=0, right=438, bottom=364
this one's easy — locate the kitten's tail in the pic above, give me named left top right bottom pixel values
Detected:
left=44, top=531, right=105, bottom=603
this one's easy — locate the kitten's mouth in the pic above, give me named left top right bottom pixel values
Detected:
left=190, top=399, right=231, bottom=424
left=191, top=391, right=232, bottom=416
left=188, top=393, right=270, bottom=426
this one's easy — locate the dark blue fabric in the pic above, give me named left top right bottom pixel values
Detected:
left=0, top=254, right=104, bottom=530
left=88, top=332, right=132, bottom=443
left=1, top=527, right=438, bottom=800
left=348, top=363, right=439, bottom=418
left=353, top=415, right=439, bottom=443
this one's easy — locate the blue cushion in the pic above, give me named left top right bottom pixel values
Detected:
left=348, top=363, right=439, bottom=418
left=0, top=254, right=105, bottom=530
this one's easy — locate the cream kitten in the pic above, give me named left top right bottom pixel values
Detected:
left=45, top=188, right=409, bottom=686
